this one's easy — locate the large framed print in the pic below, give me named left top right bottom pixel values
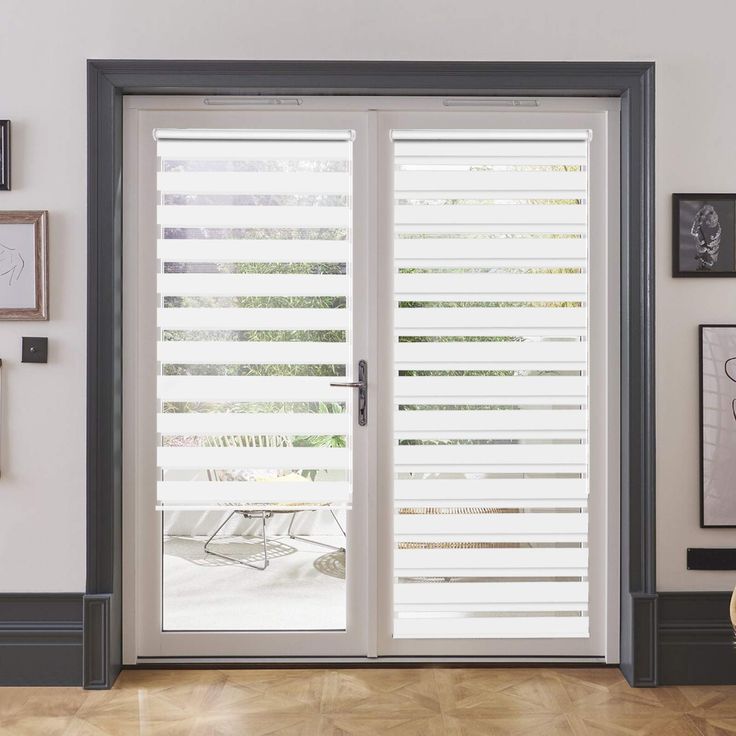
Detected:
left=700, top=324, right=736, bottom=527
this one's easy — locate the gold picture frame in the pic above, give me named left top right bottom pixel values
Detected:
left=0, top=211, right=48, bottom=320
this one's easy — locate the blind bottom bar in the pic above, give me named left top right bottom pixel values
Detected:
left=393, top=617, right=589, bottom=639
left=157, top=503, right=350, bottom=511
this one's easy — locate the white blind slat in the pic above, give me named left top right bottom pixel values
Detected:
left=158, top=446, right=348, bottom=470
left=394, top=478, right=588, bottom=501
left=158, top=274, right=348, bottom=297
left=393, top=140, right=587, bottom=157
left=395, top=548, right=588, bottom=570
left=395, top=444, right=587, bottom=466
left=158, top=240, right=349, bottom=263
left=393, top=618, right=589, bottom=639
left=157, top=140, right=351, bottom=160
left=394, top=273, right=585, bottom=301
left=394, top=581, right=588, bottom=605
left=394, top=478, right=588, bottom=505
left=158, top=412, right=349, bottom=436
left=395, top=342, right=586, bottom=371
left=395, top=205, right=586, bottom=227
left=159, top=376, right=351, bottom=402
left=394, top=375, right=587, bottom=403
left=395, top=170, right=586, bottom=193
left=158, top=171, right=350, bottom=194
left=158, top=205, right=350, bottom=229
left=394, top=513, right=588, bottom=536
left=395, top=410, right=586, bottom=441
left=157, top=341, right=348, bottom=365
left=158, top=308, right=346, bottom=331
left=395, top=308, right=586, bottom=338
left=157, top=481, right=350, bottom=507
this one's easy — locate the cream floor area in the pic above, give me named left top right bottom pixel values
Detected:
left=163, top=535, right=346, bottom=631
left=2, top=667, right=736, bottom=735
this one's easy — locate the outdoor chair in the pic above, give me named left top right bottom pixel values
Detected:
left=202, top=434, right=346, bottom=570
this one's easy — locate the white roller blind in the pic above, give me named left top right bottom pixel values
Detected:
left=155, top=130, right=354, bottom=511
left=391, top=129, right=590, bottom=639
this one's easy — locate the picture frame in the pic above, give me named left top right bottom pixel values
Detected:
left=673, top=193, right=736, bottom=276
left=0, top=121, right=9, bottom=191
left=0, top=210, right=48, bottom=320
left=700, top=324, right=736, bottom=527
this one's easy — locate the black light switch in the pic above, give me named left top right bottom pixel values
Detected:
left=22, top=336, right=48, bottom=363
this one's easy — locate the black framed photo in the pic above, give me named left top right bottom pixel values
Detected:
left=700, top=325, right=736, bottom=527
left=673, top=193, right=736, bottom=276
left=0, top=121, right=9, bottom=191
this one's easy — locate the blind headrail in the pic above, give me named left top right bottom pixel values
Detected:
left=153, top=128, right=354, bottom=142
left=392, top=129, right=591, bottom=142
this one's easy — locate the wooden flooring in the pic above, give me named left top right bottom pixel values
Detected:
left=1, top=667, right=736, bottom=735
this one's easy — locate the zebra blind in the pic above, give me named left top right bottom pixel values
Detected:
left=155, top=129, right=354, bottom=511
left=391, top=130, right=590, bottom=639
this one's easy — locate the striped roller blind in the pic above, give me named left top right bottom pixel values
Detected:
left=391, top=129, right=590, bottom=639
left=155, top=129, right=354, bottom=511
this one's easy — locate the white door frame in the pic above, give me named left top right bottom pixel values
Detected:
left=123, top=106, right=378, bottom=660
left=374, top=108, right=620, bottom=659
left=122, top=95, right=620, bottom=664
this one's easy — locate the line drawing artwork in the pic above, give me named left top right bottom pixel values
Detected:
left=702, top=328, right=736, bottom=526
left=726, top=357, right=736, bottom=422
left=0, top=240, right=24, bottom=286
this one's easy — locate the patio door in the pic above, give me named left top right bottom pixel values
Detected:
left=124, top=108, right=376, bottom=659
left=123, top=98, right=619, bottom=663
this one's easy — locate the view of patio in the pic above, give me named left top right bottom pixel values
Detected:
left=163, top=511, right=346, bottom=631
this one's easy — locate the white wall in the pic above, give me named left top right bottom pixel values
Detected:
left=1, top=0, right=734, bottom=593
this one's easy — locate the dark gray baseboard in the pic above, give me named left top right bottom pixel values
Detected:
left=658, top=592, right=736, bottom=685
left=2, top=589, right=733, bottom=687
left=0, top=593, right=83, bottom=686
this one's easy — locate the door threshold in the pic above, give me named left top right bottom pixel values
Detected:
left=132, top=656, right=612, bottom=667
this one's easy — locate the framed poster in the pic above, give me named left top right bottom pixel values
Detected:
left=673, top=194, right=736, bottom=276
left=0, top=211, right=48, bottom=320
left=700, top=324, right=736, bottom=527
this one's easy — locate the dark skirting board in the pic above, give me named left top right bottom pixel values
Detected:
left=0, top=593, right=83, bottom=686
left=658, top=592, right=736, bottom=685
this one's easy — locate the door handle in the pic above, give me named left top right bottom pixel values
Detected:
left=329, top=359, right=367, bottom=426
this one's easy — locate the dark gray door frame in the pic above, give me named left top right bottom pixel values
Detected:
left=86, top=60, right=655, bottom=689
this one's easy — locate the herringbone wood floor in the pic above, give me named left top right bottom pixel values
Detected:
left=1, top=668, right=735, bottom=735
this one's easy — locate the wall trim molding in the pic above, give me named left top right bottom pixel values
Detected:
left=83, top=594, right=113, bottom=689
left=0, top=593, right=83, bottom=686
left=626, top=593, right=658, bottom=686
left=87, top=60, right=656, bottom=688
left=658, top=592, right=736, bottom=685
